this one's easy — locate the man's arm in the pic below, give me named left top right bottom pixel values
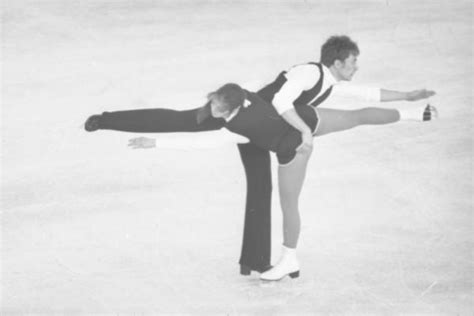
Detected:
left=333, top=84, right=436, bottom=103
left=280, top=110, right=314, bottom=152
left=272, top=65, right=320, bottom=152
left=380, top=89, right=436, bottom=102
left=128, top=130, right=249, bottom=150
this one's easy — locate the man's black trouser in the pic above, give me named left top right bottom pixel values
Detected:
left=97, top=105, right=272, bottom=272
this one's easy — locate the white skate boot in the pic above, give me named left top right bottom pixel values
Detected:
left=260, top=246, right=300, bottom=281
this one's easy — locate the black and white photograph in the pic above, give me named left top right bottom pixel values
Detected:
left=1, top=0, right=472, bottom=314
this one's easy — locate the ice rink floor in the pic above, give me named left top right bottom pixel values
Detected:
left=2, top=0, right=473, bottom=314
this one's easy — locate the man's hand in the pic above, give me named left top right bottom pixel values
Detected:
left=128, top=137, right=156, bottom=149
left=281, top=108, right=314, bottom=153
left=296, top=130, right=314, bottom=153
left=405, top=89, right=436, bottom=101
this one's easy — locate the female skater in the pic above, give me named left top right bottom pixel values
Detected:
left=85, top=35, right=436, bottom=277
left=129, top=83, right=437, bottom=281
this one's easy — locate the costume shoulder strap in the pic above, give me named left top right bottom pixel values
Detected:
left=293, top=62, right=324, bottom=106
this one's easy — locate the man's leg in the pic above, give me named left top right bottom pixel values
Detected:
left=236, top=86, right=297, bottom=274
left=86, top=106, right=223, bottom=133
left=85, top=105, right=273, bottom=273
left=238, top=143, right=272, bottom=274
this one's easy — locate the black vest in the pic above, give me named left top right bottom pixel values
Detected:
left=256, top=62, right=333, bottom=107
left=225, top=92, right=318, bottom=153
left=196, top=62, right=332, bottom=125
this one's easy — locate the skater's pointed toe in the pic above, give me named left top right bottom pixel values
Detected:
left=84, top=115, right=102, bottom=132
left=423, top=104, right=438, bottom=121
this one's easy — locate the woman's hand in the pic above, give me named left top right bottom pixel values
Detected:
left=128, top=137, right=156, bottom=149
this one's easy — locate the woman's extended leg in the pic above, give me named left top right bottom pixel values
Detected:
left=314, top=104, right=437, bottom=137
left=314, top=107, right=400, bottom=137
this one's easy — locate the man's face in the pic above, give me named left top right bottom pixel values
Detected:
left=335, top=54, right=359, bottom=81
left=209, top=95, right=229, bottom=118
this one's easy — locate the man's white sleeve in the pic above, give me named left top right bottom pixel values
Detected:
left=272, top=65, right=320, bottom=114
left=153, top=130, right=249, bottom=150
left=332, top=82, right=381, bottom=102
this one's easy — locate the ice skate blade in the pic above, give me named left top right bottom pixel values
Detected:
left=260, top=270, right=300, bottom=282
left=289, top=271, right=300, bottom=278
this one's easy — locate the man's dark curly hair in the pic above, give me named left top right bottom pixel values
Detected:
left=320, top=35, right=360, bottom=67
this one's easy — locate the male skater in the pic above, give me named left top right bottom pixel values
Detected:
left=84, top=35, right=435, bottom=275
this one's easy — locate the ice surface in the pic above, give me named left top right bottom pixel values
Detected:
left=1, top=0, right=472, bottom=314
